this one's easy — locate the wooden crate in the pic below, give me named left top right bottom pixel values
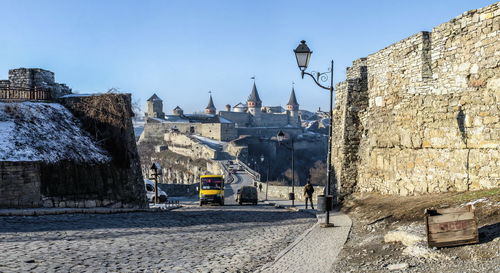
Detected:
left=425, top=205, right=479, bottom=247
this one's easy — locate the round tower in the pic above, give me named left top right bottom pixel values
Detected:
left=225, top=104, right=231, bottom=111
left=205, top=94, right=216, bottom=115
left=247, top=82, right=262, bottom=116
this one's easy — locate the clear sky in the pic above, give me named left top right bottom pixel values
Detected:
left=0, top=0, right=496, bottom=113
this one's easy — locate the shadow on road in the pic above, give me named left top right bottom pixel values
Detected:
left=0, top=206, right=315, bottom=236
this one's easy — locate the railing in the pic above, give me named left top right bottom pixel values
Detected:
left=0, top=87, right=52, bottom=102
left=236, top=159, right=261, bottom=181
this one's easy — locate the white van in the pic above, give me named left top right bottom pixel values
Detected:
left=144, top=179, right=168, bottom=203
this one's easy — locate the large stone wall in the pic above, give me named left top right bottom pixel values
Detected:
left=332, top=3, right=499, bottom=196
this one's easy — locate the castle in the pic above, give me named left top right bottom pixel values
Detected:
left=139, top=82, right=303, bottom=142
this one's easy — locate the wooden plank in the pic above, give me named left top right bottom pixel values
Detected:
left=427, top=219, right=477, bottom=234
left=434, top=206, right=471, bottom=214
left=427, top=212, right=475, bottom=224
left=429, top=238, right=479, bottom=248
left=428, top=228, right=478, bottom=242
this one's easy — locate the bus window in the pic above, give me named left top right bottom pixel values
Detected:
left=201, top=177, right=223, bottom=190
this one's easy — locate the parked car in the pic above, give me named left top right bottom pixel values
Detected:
left=144, top=179, right=168, bottom=203
left=235, top=186, right=258, bottom=205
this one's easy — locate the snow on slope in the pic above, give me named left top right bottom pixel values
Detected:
left=0, top=102, right=110, bottom=163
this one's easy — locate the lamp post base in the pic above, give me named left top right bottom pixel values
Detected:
left=320, top=223, right=335, bottom=228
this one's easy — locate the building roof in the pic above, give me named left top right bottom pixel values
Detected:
left=173, top=106, right=182, bottom=110
left=234, top=102, right=246, bottom=108
left=287, top=87, right=299, bottom=106
left=247, top=83, right=262, bottom=103
left=147, top=93, right=162, bottom=102
left=206, top=94, right=216, bottom=109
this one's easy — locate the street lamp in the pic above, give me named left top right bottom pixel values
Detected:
left=277, top=130, right=295, bottom=207
left=149, top=162, right=162, bottom=204
left=260, top=154, right=269, bottom=201
left=293, top=40, right=335, bottom=227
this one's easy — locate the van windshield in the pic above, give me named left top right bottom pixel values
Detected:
left=201, top=177, right=223, bottom=190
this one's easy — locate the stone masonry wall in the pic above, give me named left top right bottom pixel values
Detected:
left=332, top=3, right=499, bottom=196
left=0, top=162, right=41, bottom=208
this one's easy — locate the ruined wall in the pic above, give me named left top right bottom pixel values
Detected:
left=332, top=3, right=499, bottom=196
left=57, top=94, right=148, bottom=208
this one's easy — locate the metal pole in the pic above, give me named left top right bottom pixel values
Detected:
left=291, top=138, right=295, bottom=207
left=265, top=162, right=269, bottom=201
left=154, top=168, right=159, bottom=205
left=325, top=60, right=334, bottom=226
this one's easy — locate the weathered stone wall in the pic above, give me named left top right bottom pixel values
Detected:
left=263, top=184, right=325, bottom=203
left=164, top=132, right=219, bottom=160
left=332, top=3, right=499, bottom=196
left=4, top=68, right=71, bottom=98
left=0, top=162, right=41, bottom=208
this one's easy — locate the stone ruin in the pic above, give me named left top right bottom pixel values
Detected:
left=0, top=68, right=71, bottom=101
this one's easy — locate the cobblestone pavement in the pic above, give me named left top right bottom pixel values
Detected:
left=0, top=205, right=316, bottom=273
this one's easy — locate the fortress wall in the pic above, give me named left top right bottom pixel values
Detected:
left=332, top=3, right=499, bottom=196
left=164, top=133, right=219, bottom=160
left=219, top=111, right=250, bottom=127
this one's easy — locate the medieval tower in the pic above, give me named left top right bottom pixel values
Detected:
left=205, top=94, right=216, bottom=114
left=146, top=93, right=165, bottom=119
left=286, top=87, right=300, bottom=127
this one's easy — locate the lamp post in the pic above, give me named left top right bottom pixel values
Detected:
left=294, top=40, right=335, bottom=227
left=260, top=154, right=268, bottom=200
left=277, top=130, right=295, bottom=207
left=149, top=162, right=162, bottom=204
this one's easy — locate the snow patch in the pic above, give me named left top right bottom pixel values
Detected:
left=0, top=102, right=110, bottom=163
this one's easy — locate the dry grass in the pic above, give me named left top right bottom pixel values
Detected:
left=343, top=188, right=500, bottom=225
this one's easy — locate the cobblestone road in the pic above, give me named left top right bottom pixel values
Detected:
left=0, top=205, right=315, bottom=273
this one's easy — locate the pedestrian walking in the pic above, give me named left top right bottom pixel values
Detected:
left=303, top=180, right=315, bottom=209
left=259, top=183, right=263, bottom=192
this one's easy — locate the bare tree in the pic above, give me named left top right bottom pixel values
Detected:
left=309, top=160, right=327, bottom=186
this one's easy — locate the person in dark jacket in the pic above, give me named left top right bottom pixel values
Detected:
left=303, top=181, right=315, bottom=209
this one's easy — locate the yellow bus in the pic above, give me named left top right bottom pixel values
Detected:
left=199, top=175, right=224, bottom=206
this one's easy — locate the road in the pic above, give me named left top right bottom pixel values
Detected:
left=0, top=167, right=316, bottom=273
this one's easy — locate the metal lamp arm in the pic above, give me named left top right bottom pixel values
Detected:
left=302, top=71, right=331, bottom=90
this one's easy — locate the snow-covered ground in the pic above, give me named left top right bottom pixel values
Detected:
left=0, top=102, right=110, bottom=163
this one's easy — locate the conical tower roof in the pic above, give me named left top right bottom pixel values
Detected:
left=206, top=94, right=215, bottom=109
left=247, top=83, right=262, bottom=103
left=287, top=87, right=299, bottom=106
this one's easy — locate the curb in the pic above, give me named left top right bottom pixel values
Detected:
left=0, top=205, right=182, bottom=216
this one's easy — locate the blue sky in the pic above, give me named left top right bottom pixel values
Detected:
left=0, top=0, right=496, bottom=113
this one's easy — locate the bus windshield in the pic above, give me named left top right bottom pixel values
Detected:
left=201, top=177, right=223, bottom=190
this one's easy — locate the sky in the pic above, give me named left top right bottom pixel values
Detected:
left=0, top=0, right=497, bottom=113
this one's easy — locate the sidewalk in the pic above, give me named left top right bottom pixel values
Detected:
left=258, top=197, right=352, bottom=273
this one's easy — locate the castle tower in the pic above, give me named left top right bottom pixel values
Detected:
left=205, top=94, right=216, bottom=115
left=172, top=106, right=184, bottom=116
left=286, top=87, right=300, bottom=126
left=247, top=82, right=262, bottom=116
left=146, top=93, right=165, bottom=119
left=225, top=104, right=231, bottom=111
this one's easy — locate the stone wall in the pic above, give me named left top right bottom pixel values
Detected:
left=164, top=132, right=220, bottom=160
left=0, top=162, right=41, bottom=208
left=3, top=68, right=72, bottom=98
left=332, top=3, right=500, bottom=196
left=263, top=184, right=325, bottom=203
